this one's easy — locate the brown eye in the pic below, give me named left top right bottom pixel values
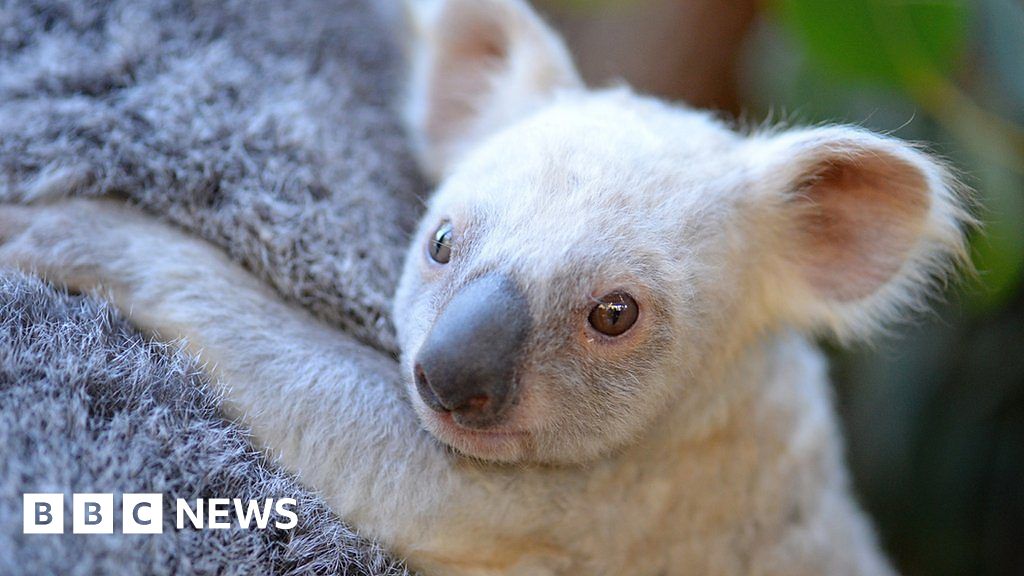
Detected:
left=429, top=220, right=453, bottom=264
left=588, top=292, right=639, bottom=337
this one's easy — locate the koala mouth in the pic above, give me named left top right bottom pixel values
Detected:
left=423, top=410, right=530, bottom=461
left=433, top=411, right=525, bottom=437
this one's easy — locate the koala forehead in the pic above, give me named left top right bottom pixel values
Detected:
left=428, top=89, right=744, bottom=294
left=445, top=89, right=741, bottom=194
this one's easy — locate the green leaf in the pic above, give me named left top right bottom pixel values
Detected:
left=774, top=0, right=972, bottom=88
left=966, top=156, right=1024, bottom=311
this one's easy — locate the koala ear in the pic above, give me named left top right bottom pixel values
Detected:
left=406, top=0, right=582, bottom=180
left=745, top=126, right=972, bottom=339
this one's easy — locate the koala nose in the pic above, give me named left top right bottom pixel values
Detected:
left=414, top=274, right=531, bottom=428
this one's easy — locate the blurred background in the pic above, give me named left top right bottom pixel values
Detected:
left=534, top=1, right=1023, bottom=574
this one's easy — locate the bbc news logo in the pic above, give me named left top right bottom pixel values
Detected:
left=23, top=493, right=297, bottom=534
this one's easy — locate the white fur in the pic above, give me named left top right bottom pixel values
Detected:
left=0, top=0, right=971, bottom=574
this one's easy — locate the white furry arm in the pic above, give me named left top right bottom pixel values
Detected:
left=0, top=199, right=498, bottom=558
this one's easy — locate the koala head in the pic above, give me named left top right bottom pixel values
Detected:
left=393, top=0, right=970, bottom=464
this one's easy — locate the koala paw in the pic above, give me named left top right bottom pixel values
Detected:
left=0, top=203, right=64, bottom=268
left=0, top=199, right=122, bottom=291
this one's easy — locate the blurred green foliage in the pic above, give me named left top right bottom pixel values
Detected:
left=777, top=0, right=970, bottom=85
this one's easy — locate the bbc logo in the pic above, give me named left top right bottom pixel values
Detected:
left=23, top=493, right=163, bottom=534
left=24, top=493, right=297, bottom=533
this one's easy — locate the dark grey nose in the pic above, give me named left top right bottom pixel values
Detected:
left=414, top=274, right=530, bottom=428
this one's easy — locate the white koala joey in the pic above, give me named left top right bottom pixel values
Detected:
left=0, top=0, right=971, bottom=574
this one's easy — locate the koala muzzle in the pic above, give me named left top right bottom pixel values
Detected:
left=414, top=274, right=531, bottom=428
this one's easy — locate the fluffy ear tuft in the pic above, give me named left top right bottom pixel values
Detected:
left=406, top=0, right=582, bottom=180
left=746, top=126, right=974, bottom=340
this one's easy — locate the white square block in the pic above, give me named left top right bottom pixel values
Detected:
left=72, top=493, right=114, bottom=534
left=23, top=493, right=64, bottom=534
left=122, top=493, right=164, bottom=534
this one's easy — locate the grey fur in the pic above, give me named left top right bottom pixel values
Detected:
left=0, top=0, right=426, bottom=353
left=0, top=0, right=424, bottom=573
left=0, top=272, right=410, bottom=575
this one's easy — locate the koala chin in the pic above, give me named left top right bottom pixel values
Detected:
left=0, top=0, right=972, bottom=574
left=394, top=0, right=969, bottom=473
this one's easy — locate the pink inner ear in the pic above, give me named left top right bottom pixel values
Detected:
left=796, top=152, right=931, bottom=302
left=425, top=9, right=510, bottom=152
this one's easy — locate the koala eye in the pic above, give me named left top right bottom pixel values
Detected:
left=588, top=292, right=639, bottom=337
left=429, top=220, right=454, bottom=264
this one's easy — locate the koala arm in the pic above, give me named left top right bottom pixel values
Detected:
left=0, top=199, right=500, bottom=554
